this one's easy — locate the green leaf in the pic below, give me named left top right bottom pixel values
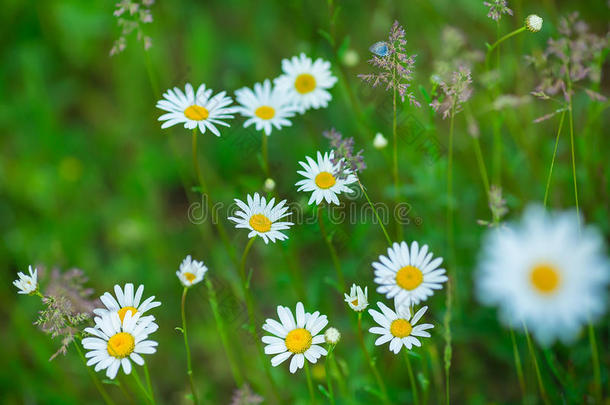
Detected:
left=317, top=384, right=330, bottom=398
left=337, top=36, right=351, bottom=59
left=191, top=186, right=203, bottom=194
left=175, top=327, right=184, bottom=333
left=318, top=29, right=334, bottom=47
left=102, top=379, right=120, bottom=386
left=417, top=372, right=430, bottom=390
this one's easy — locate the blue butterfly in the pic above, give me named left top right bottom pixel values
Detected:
left=369, top=41, right=389, bottom=57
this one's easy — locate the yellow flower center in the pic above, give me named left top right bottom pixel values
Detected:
left=285, top=328, right=313, bottom=354
left=184, top=105, right=209, bottom=121
left=254, top=105, right=276, bottom=120
left=315, top=171, right=336, bottom=189
left=117, top=306, right=138, bottom=323
left=107, top=332, right=135, bottom=358
left=395, top=265, right=424, bottom=290
left=390, top=319, right=412, bottom=338
left=530, top=264, right=560, bottom=294
left=294, top=73, right=316, bottom=94
left=184, top=272, right=196, bottom=282
left=351, top=299, right=358, bottom=306
left=249, top=214, right=272, bottom=233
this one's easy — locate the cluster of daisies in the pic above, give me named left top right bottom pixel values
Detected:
left=156, top=53, right=337, bottom=137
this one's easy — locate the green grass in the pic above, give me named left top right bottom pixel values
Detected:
left=1, top=0, right=608, bottom=403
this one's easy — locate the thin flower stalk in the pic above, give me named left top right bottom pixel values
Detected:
left=543, top=110, right=566, bottom=207
left=523, top=322, right=550, bottom=405
left=325, top=345, right=337, bottom=405
left=74, top=339, right=116, bottom=405
left=317, top=205, right=345, bottom=291
left=356, top=312, right=390, bottom=404
left=509, top=328, right=526, bottom=401
left=356, top=178, right=392, bottom=245
left=304, top=361, right=317, bottom=405
left=404, top=351, right=420, bottom=405
left=132, top=366, right=155, bottom=405
left=180, top=287, right=199, bottom=405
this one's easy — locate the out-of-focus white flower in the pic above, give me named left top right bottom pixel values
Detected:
left=264, top=178, right=276, bottom=192
left=342, top=49, right=359, bottom=67
left=373, top=133, right=388, bottom=149
left=526, top=15, right=543, bottom=32
left=13, top=265, right=38, bottom=295
left=176, top=255, right=208, bottom=287
left=476, top=205, right=610, bottom=345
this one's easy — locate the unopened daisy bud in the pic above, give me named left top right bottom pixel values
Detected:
left=342, top=49, right=359, bottom=67
left=13, top=265, right=38, bottom=295
left=373, top=133, right=388, bottom=149
left=325, top=327, right=341, bottom=344
left=344, top=284, right=368, bottom=311
left=176, top=255, right=208, bottom=287
left=526, top=15, right=543, bottom=32
left=263, top=178, right=276, bottom=192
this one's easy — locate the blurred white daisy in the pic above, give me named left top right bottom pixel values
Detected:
left=344, top=284, right=368, bottom=312
left=274, top=53, right=338, bottom=112
left=476, top=205, right=610, bottom=345
left=373, top=241, right=448, bottom=307
left=156, top=83, right=235, bottom=136
left=526, top=14, right=543, bottom=32
left=368, top=301, right=434, bottom=354
left=262, top=302, right=328, bottom=373
left=296, top=151, right=357, bottom=206
left=13, top=265, right=38, bottom=295
left=176, top=255, right=208, bottom=287
left=94, top=283, right=161, bottom=324
left=324, top=327, right=341, bottom=344
left=82, top=311, right=158, bottom=379
left=228, top=192, right=293, bottom=244
left=234, top=79, right=299, bottom=135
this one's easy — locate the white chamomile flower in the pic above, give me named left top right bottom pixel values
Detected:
left=526, top=14, right=543, bottom=32
left=262, top=302, right=328, bottom=373
left=94, top=283, right=161, bottom=324
left=344, top=284, right=368, bottom=312
left=476, top=205, right=610, bottom=345
left=228, top=192, right=293, bottom=244
left=296, top=151, right=357, bottom=206
left=324, top=327, right=341, bottom=344
left=82, top=311, right=158, bottom=379
left=368, top=301, right=434, bottom=354
left=373, top=241, right=448, bottom=307
left=274, top=53, right=338, bottom=112
left=13, top=265, right=38, bottom=295
left=176, top=255, right=208, bottom=287
left=156, top=83, right=235, bottom=136
left=234, top=79, right=300, bottom=135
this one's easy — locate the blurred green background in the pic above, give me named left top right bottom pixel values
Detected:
left=1, top=0, right=608, bottom=403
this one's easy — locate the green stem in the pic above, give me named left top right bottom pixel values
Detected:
left=143, top=48, right=159, bottom=97
left=325, top=347, right=336, bottom=405
left=543, top=110, right=566, bottom=207
left=357, top=312, right=389, bottom=404
left=304, top=361, right=317, bottom=405
left=567, top=96, right=580, bottom=229
left=509, top=328, right=526, bottom=402
left=404, top=350, right=420, bottom=405
left=204, top=278, right=244, bottom=386
left=472, top=136, right=491, bottom=197
left=485, top=26, right=527, bottom=67
left=143, top=363, right=156, bottom=405
left=132, top=367, right=154, bottom=404
left=357, top=178, right=392, bottom=245
left=238, top=237, right=281, bottom=401
left=588, top=323, right=602, bottom=403
left=181, top=287, right=199, bottom=405
left=191, top=128, right=238, bottom=266
left=261, top=133, right=270, bottom=178
left=392, top=57, right=402, bottom=241
left=317, top=205, right=345, bottom=291
left=74, top=340, right=116, bottom=405
left=523, top=322, right=549, bottom=405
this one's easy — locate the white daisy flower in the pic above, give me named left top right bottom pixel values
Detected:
left=373, top=241, right=448, bottom=307
left=228, top=192, right=293, bottom=244
left=368, top=301, right=434, bottom=354
left=324, top=327, right=341, bottom=344
left=13, top=265, right=38, bottom=295
left=295, top=151, right=357, bottom=206
left=261, top=302, right=328, bottom=373
left=373, top=133, right=388, bottom=149
left=82, top=311, right=158, bottom=379
left=476, top=205, right=610, bottom=345
left=176, top=255, right=208, bottom=287
left=156, top=83, right=235, bottom=136
left=344, top=284, right=368, bottom=312
left=94, top=283, right=161, bottom=324
left=274, top=53, right=338, bottom=112
left=234, top=79, right=299, bottom=135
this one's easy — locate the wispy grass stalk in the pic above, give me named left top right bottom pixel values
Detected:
left=261, top=133, right=270, bottom=178
left=143, top=363, right=156, bottom=405
left=356, top=178, right=392, bottom=245
left=74, top=339, right=116, bottom=405
left=509, top=328, right=526, bottom=401
left=204, top=277, right=244, bottom=386
left=404, top=350, right=420, bottom=405
left=522, top=322, right=549, bottom=405
left=543, top=111, right=566, bottom=207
